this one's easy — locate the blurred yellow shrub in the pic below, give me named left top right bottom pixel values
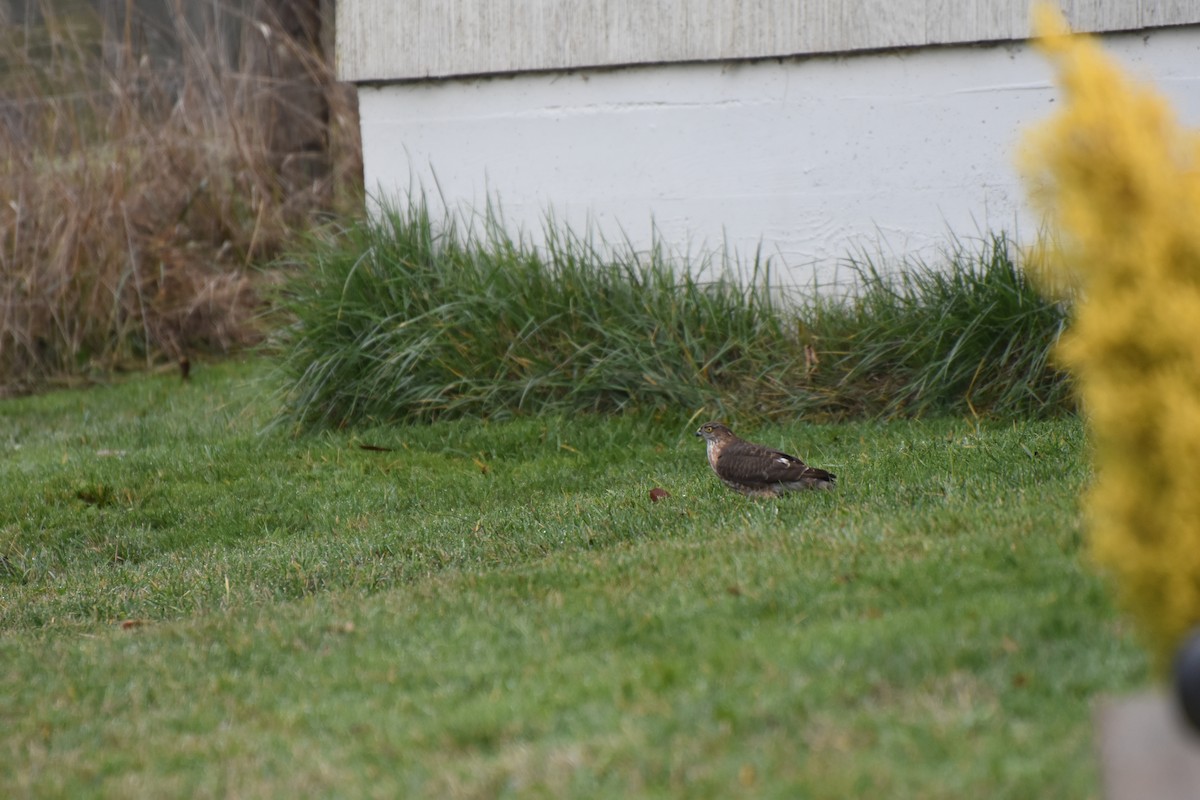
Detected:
left=1021, top=6, right=1200, bottom=665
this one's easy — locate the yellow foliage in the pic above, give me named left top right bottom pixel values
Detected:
left=1021, top=6, right=1200, bottom=665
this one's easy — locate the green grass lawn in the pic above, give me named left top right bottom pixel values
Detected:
left=0, top=359, right=1145, bottom=798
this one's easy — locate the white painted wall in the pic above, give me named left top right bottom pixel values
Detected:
left=358, top=26, right=1200, bottom=285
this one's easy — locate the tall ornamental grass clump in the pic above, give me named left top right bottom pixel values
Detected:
left=275, top=201, right=798, bottom=426
left=275, top=201, right=1070, bottom=428
left=812, top=234, right=1070, bottom=419
left=1021, top=7, right=1200, bottom=664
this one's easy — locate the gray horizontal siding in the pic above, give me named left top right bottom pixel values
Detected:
left=336, top=0, right=1200, bottom=82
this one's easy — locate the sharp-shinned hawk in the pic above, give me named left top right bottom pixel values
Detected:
left=695, top=421, right=836, bottom=497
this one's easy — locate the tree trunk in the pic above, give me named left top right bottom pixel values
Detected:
left=247, top=0, right=333, bottom=210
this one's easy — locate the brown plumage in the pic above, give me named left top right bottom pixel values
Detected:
left=694, top=421, right=836, bottom=497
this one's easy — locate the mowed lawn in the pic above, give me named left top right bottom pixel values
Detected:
left=0, top=359, right=1145, bottom=798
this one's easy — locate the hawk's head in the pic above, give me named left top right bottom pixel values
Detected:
left=694, top=421, right=734, bottom=443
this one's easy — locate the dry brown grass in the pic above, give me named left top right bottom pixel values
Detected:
left=0, top=1, right=361, bottom=394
